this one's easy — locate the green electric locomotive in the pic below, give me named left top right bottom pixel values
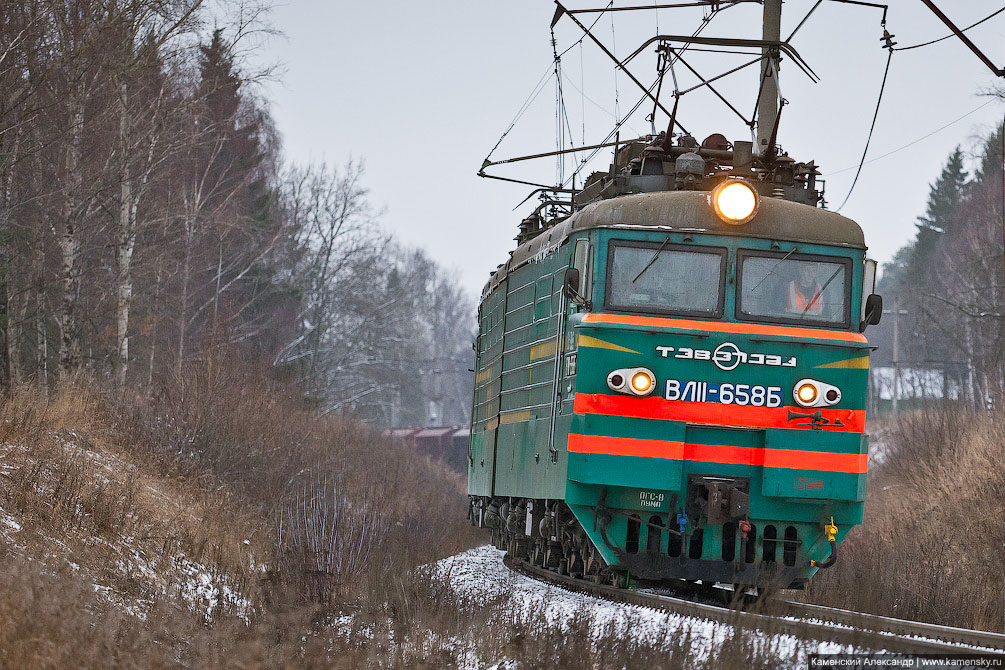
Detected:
left=468, top=135, right=883, bottom=590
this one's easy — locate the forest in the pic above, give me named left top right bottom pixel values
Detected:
left=0, top=0, right=474, bottom=428
left=875, top=121, right=1005, bottom=409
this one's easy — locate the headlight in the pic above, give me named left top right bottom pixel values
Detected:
left=608, top=368, right=656, bottom=397
left=710, top=179, right=758, bottom=224
left=792, top=378, right=841, bottom=408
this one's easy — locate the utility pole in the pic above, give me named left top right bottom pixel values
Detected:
left=756, top=0, right=782, bottom=153
left=891, top=298, right=899, bottom=414
left=883, top=298, right=909, bottom=413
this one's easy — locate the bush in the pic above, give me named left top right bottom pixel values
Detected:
left=807, top=405, right=1005, bottom=632
left=111, top=357, right=481, bottom=605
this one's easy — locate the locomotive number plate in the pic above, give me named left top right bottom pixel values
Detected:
left=665, top=379, right=783, bottom=407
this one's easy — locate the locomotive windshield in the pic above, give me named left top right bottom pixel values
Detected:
left=737, top=251, right=851, bottom=327
left=605, top=241, right=725, bottom=317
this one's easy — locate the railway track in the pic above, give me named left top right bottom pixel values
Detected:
left=504, top=555, right=1005, bottom=654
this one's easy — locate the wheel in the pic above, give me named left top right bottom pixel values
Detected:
left=570, top=552, right=585, bottom=579
left=754, top=586, right=778, bottom=608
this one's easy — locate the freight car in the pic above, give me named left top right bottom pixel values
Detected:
left=468, top=133, right=883, bottom=591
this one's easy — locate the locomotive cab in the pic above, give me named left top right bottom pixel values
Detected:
left=470, top=147, right=881, bottom=590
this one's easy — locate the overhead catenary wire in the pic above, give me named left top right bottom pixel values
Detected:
left=483, top=1, right=781, bottom=191
left=553, top=31, right=566, bottom=184
left=560, top=11, right=719, bottom=184
left=580, top=42, right=586, bottom=145
left=564, top=6, right=720, bottom=187
left=553, top=28, right=587, bottom=184
left=557, top=2, right=615, bottom=59
left=895, top=6, right=1005, bottom=52
left=484, top=2, right=616, bottom=165
left=565, top=73, right=667, bottom=186
left=559, top=60, right=580, bottom=181
left=483, top=64, right=556, bottom=164
left=611, top=12, right=621, bottom=125
left=835, top=46, right=894, bottom=212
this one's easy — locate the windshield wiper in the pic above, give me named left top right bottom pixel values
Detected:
left=748, top=248, right=797, bottom=294
left=801, top=266, right=843, bottom=316
left=633, top=235, right=672, bottom=284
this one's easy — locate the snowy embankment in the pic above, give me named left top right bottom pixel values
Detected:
left=0, top=423, right=261, bottom=625
left=429, top=545, right=851, bottom=668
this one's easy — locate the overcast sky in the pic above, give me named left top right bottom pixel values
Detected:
left=256, top=1, right=1005, bottom=299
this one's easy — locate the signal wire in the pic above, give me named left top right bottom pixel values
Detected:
left=835, top=47, right=893, bottom=212
left=563, top=70, right=644, bottom=135
left=825, top=99, right=995, bottom=176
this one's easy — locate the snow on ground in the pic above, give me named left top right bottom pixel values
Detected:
left=0, top=430, right=257, bottom=625
left=432, top=545, right=852, bottom=667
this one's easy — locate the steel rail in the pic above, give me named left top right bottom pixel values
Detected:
left=504, top=555, right=1005, bottom=654
left=778, top=599, right=1005, bottom=651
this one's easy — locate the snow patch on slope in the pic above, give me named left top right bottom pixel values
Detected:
left=432, top=545, right=852, bottom=668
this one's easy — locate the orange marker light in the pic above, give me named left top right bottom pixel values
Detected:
left=796, top=382, right=818, bottom=405
left=631, top=370, right=654, bottom=395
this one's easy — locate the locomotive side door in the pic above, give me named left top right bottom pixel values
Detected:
left=554, top=238, right=592, bottom=427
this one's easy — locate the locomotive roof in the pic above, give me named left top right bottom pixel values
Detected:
left=484, top=190, right=865, bottom=297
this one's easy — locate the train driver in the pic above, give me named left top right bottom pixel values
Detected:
left=787, top=264, right=824, bottom=316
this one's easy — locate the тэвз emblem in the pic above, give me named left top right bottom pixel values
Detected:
left=712, top=342, right=743, bottom=371
left=655, top=342, right=797, bottom=372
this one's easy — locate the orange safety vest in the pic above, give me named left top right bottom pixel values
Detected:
left=788, top=281, right=823, bottom=315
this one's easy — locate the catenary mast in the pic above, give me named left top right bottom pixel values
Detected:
left=756, top=0, right=782, bottom=153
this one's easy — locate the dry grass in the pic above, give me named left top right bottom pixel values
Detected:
left=808, top=405, right=1005, bottom=632
left=0, top=383, right=267, bottom=609
left=0, top=373, right=485, bottom=667
left=112, top=358, right=482, bottom=603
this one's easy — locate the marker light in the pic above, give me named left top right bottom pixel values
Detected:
left=608, top=367, right=656, bottom=397
left=795, top=382, right=819, bottom=406
left=631, top=370, right=655, bottom=395
left=710, top=180, right=759, bottom=224
left=792, top=379, right=842, bottom=408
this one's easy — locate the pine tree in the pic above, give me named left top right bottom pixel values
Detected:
left=974, top=122, right=1002, bottom=184
left=196, top=29, right=264, bottom=216
left=907, top=147, right=967, bottom=286
left=898, top=148, right=967, bottom=367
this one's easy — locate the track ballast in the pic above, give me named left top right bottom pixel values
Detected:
left=503, top=554, right=1005, bottom=655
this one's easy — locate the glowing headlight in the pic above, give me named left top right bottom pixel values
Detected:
left=710, top=180, right=759, bottom=224
left=608, top=367, right=656, bottom=397
left=792, top=379, right=841, bottom=408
